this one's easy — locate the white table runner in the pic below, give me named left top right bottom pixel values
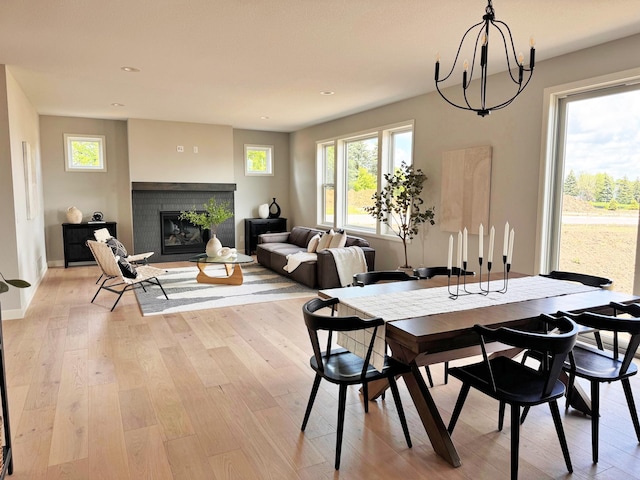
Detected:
left=336, top=275, right=599, bottom=372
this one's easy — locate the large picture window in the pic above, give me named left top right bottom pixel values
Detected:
left=64, top=134, right=106, bottom=172
left=318, top=122, right=413, bottom=234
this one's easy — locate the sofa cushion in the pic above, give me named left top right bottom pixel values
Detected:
left=289, top=227, right=313, bottom=248
left=329, top=230, right=348, bottom=248
left=317, top=229, right=334, bottom=251
left=307, top=233, right=321, bottom=252
left=345, top=235, right=370, bottom=248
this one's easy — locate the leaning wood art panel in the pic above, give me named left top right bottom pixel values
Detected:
left=440, top=145, right=492, bottom=234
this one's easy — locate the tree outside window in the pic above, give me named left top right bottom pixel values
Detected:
left=64, top=134, right=106, bottom=172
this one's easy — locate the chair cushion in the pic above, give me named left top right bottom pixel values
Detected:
left=106, top=237, right=128, bottom=257
left=106, top=238, right=137, bottom=278
left=118, top=258, right=138, bottom=279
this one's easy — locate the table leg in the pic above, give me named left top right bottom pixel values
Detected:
left=402, top=365, right=461, bottom=467
left=196, top=263, right=244, bottom=285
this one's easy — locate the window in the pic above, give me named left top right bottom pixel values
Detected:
left=317, top=122, right=414, bottom=234
left=245, top=144, right=274, bottom=176
left=64, top=134, right=106, bottom=172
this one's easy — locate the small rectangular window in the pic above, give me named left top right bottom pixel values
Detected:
left=64, top=134, right=106, bottom=172
left=245, top=144, right=274, bottom=176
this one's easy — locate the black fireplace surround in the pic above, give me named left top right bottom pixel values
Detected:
left=132, top=182, right=236, bottom=263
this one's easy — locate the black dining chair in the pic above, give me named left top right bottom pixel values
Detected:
left=559, top=302, right=640, bottom=463
left=541, top=270, right=613, bottom=349
left=413, top=266, right=475, bottom=387
left=447, top=314, right=579, bottom=480
left=301, top=297, right=412, bottom=470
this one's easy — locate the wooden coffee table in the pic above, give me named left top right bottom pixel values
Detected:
left=188, top=252, right=254, bottom=285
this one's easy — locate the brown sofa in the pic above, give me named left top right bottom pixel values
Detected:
left=256, top=226, right=375, bottom=289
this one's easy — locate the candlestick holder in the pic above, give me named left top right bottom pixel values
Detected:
left=447, top=256, right=511, bottom=299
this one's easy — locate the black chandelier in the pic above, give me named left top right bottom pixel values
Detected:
left=434, top=0, right=535, bottom=117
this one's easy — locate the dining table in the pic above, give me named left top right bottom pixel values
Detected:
left=318, top=272, right=640, bottom=468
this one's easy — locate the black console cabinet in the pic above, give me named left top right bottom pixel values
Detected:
left=244, top=218, right=287, bottom=254
left=62, top=222, right=117, bottom=267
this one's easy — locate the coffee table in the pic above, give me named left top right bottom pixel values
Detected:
left=188, top=252, right=254, bottom=285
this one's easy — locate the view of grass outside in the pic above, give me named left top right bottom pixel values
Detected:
left=559, top=89, right=640, bottom=294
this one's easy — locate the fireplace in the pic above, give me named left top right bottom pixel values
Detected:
left=160, top=211, right=207, bottom=255
left=131, top=182, right=236, bottom=262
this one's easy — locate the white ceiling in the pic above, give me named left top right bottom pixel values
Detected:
left=1, top=0, right=639, bottom=132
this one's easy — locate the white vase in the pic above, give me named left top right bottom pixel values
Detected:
left=205, top=234, right=223, bottom=257
left=258, top=203, right=269, bottom=219
left=66, top=206, right=83, bottom=224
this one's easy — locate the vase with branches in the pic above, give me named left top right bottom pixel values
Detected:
left=179, top=198, right=234, bottom=256
left=365, top=162, right=435, bottom=268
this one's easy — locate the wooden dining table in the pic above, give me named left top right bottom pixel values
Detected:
left=319, top=273, right=640, bottom=468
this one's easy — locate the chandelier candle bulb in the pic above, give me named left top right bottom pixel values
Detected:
left=448, top=235, right=453, bottom=271
left=503, top=221, right=510, bottom=256
left=479, top=223, right=484, bottom=258
left=488, top=225, right=495, bottom=264
left=507, top=228, right=515, bottom=264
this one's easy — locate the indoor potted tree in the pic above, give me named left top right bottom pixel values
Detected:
left=365, top=162, right=435, bottom=269
left=179, top=198, right=234, bottom=257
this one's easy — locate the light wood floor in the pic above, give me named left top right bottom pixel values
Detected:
left=2, top=263, right=640, bottom=479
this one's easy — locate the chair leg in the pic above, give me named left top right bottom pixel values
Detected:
left=301, top=375, right=322, bottom=431
left=424, top=366, right=434, bottom=388
left=520, top=406, right=530, bottom=425
left=565, top=371, right=576, bottom=411
left=110, top=290, right=127, bottom=311
left=510, top=404, right=520, bottom=480
left=363, top=382, right=369, bottom=413
left=447, top=383, right=470, bottom=434
left=621, top=378, right=640, bottom=443
left=498, top=401, right=506, bottom=431
left=444, top=361, right=449, bottom=384
left=549, top=399, right=573, bottom=473
left=388, top=375, right=412, bottom=448
left=591, top=381, right=600, bottom=463
left=335, top=385, right=348, bottom=470
left=154, top=278, right=169, bottom=300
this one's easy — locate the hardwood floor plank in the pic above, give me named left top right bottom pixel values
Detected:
left=123, top=425, right=174, bottom=480
left=88, top=383, right=130, bottom=479
left=165, top=435, right=215, bottom=480
left=11, top=406, right=56, bottom=479
left=48, top=349, right=89, bottom=466
left=208, top=448, right=263, bottom=480
left=46, top=458, right=89, bottom=480
left=24, top=327, right=67, bottom=410
left=119, top=386, right=158, bottom=431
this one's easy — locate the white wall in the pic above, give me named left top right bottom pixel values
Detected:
left=1, top=67, right=43, bottom=318
left=290, top=34, right=640, bottom=274
left=40, top=116, right=130, bottom=265
left=128, top=119, right=234, bottom=183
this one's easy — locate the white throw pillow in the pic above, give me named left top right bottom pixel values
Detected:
left=329, top=230, right=347, bottom=249
left=307, top=233, right=321, bottom=253
left=316, top=229, right=334, bottom=251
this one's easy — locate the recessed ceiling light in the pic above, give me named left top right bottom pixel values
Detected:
left=121, top=66, right=140, bottom=73
left=260, top=116, right=270, bottom=120
left=111, top=103, right=125, bottom=107
left=320, top=91, right=335, bottom=96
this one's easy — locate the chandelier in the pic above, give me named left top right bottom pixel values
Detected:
left=434, top=0, right=535, bottom=117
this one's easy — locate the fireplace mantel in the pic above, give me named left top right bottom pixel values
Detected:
left=132, top=182, right=236, bottom=192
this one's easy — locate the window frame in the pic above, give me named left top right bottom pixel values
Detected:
left=64, top=134, right=107, bottom=172
left=244, top=144, right=274, bottom=176
left=317, top=120, right=414, bottom=237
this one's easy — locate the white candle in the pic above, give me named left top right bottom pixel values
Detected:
left=478, top=223, right=484, bottom=259
left=447, top=235, right=453, bottom=270
left=457, top=231, right=462, bottom=268
left=488, top=225, right=495, bottom=263
left=463, top=227, right=468, bottom=263
left=507, top=228, right=515, bottom=264
left=503, top=221, right=510, bottom=256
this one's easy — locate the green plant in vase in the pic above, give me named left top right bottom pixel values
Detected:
left=365, top=161, right=435, bottom=269
left=179, top=198, right=233, bottom=256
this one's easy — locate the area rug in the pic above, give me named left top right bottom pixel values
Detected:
left=133, top=263, right=317, bottom=316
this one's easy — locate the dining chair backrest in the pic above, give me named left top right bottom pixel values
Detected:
left=302, top=297, right=384, bottom=377
left=352, top=270, right=417, bottom=287
left=413, top=266, right=475, bottom=279
left=560, top=303, right=640, bottom=376
left=542, top=270, right=613, bottom=288
left=475, top=314, right=579, bottom=398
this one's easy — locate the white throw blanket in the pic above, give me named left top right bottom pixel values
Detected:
left=328, top=246, right=367, bottom=287
left=283, top=252, right=317, bottom=272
